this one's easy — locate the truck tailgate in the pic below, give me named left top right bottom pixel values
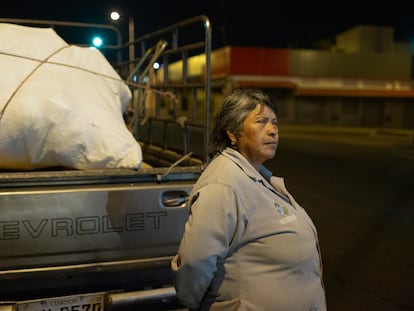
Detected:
left=0, top=167, right=201, bottom=301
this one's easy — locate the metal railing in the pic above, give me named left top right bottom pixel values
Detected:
left=119, top=15, right=212, bottom=165
left=0, top=18, right=123, bottom=62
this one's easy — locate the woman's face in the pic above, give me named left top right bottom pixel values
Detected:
left=234, top=104, right=278, bottom=170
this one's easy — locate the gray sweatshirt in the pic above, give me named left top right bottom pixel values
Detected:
left=171, top=147, right=326, bottom=311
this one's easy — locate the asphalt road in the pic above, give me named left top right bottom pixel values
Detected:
left=266, top=132, right=414, bottom=311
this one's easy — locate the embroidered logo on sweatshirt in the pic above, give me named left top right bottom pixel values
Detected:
left=274, top=202, right=297, bottom=224
left=274, top=202, right=289, bottom=216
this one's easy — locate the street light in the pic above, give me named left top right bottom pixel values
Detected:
left=110, top=11, right=120, bottom=21
left=110, top=10, right=135, bottom=72
left=92, top=36, right=103, bottom=48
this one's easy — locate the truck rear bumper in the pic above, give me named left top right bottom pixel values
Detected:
left=107, top=286, right=181, bottom=310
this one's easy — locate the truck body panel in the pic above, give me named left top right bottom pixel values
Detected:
left=0, top=167, right=202, bottom=304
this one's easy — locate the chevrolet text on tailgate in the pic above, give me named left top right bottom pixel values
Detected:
left=0, top=15, right=211, bottom=311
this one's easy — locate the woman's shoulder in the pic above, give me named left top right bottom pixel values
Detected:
left=204, top=153, right=238, bottom=174
left=196, top=154, right=247, bottom=187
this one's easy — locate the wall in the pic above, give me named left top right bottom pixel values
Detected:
left=289, top=49, right=411, bottom=79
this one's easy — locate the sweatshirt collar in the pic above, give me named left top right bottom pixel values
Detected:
left=221, top=148, right=292, bottom=204
left=221, top=147, right=270, bottom=183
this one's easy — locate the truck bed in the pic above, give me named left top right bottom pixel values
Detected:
left=0, top=14, right=211, bottom=310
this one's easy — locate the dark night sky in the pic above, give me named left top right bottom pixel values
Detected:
left=2, top=0, right=413, bottom=49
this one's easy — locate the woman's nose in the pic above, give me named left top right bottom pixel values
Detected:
left=267, top=121, right=278, bottom=133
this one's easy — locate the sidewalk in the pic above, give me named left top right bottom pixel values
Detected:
left=279, top=124, right=414, bottom=156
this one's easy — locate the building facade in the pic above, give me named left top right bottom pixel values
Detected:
left=206, top=25, right=414, bottom=129
left=160, top=25, right=414, bottom=130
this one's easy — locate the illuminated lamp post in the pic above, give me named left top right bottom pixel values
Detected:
left=110, top=10, right=135, bottom=72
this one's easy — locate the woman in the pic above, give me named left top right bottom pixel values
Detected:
left=171, top=88, right=326, bottom=310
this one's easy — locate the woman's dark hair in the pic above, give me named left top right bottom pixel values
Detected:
left=210, top=88, right=277, bottom=155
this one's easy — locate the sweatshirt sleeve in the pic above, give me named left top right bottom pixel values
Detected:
left=171, top=183, right=240, bottom=309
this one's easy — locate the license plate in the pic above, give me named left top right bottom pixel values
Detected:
left=16, top=292, right=105, bottom=311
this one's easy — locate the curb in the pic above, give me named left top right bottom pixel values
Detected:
left=279, top=124, right=414, bottom=141
left=279, top=124, right=414, bottom=159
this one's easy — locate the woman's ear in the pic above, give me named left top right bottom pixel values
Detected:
left=226, top=130, right=236, bottom=144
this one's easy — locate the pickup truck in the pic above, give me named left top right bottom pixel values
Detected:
left=0, top=15, right=212, bottom=311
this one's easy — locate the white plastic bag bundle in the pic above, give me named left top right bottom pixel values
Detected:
left=0, top=23, right=142, bottom=170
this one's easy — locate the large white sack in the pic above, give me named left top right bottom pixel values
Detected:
left=0, top=23, right=142, bottom=170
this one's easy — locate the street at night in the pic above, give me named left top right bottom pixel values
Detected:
left=2, top=3, right=414, bottom=309
left=266, top=128, right=414, bottom=310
